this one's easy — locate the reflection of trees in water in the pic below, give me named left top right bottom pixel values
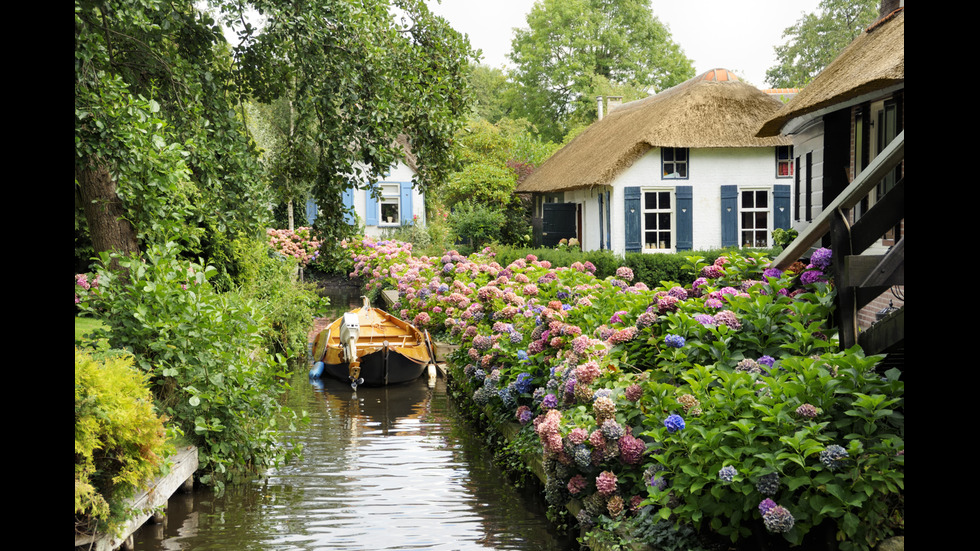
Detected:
left=136, top=375, right=571, bottom=551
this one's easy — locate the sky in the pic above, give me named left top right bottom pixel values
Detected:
left=427, top=0, right=824, bottom=89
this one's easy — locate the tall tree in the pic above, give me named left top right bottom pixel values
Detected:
left=508, top=0, right=694, bottom=142
left=75, top=0, right=272, bottom=262
left=224, top=0, right=475, bottom=240
left=75, top=0, right=474, bottom=265
left=765, top=0, right=880, bottom=88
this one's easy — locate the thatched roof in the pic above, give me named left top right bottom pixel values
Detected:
left=757, top=9, right=904, bottom=137
left=516, top=69, right=791, bottom=194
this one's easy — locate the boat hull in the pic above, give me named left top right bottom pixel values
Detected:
left=321, top=348, right=427, bottom=386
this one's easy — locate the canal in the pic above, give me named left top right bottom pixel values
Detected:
left=134, top=371, right=576, bottom=550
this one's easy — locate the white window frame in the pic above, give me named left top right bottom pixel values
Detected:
left=379, top=183, right=401, bottom=226
left=739, top=188, right=771, bottom=248
left=776, top=146, right=794, bottom=178
left=642, top=188, right=675, bottom=252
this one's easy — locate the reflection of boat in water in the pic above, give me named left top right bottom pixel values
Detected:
left=309, top=297, right=435, bottom=389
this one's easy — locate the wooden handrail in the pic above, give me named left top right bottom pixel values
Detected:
left=772, top=130, right=905, bottom=269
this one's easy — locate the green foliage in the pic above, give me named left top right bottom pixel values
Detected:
left=508, top=0, right=695, bottom=141
left=641, top=352, right=903, bottom=549
left=232, top=237, right=327, bottom=359
left=75, top=348, right=173, bottom=535
left=75, top=0, right=274, bottom=271
left=448, top=201, right=506, bottom=249
left=77, top=241, right=304, bottom=492
left=226, top=0, right=476, bottom=247
left=765, top=0, right=880, bottom=88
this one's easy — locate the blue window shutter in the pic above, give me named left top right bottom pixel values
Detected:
left=624, top=187, right=641, bottom=253
left=342, top=188, right=355, bottom=225
left=305, top=198, right=318, bottom=226
left=720, top=185, right=738, bottom=248
left=774, top=184, right=791, bottom=229
left=598, top=192, right=605, bottom=250
left=400, top=182, right=414, bottom=225
left=365, top=188, right=378, bottom=226
left=676, top=186, right=693, bottom=251
left=605, top=190, right=611, bottom=250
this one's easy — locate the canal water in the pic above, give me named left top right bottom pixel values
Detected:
left=133, top=371, right=575, bottom=551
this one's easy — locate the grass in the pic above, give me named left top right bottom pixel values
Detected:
left=75, top=316, right=108, bottom=349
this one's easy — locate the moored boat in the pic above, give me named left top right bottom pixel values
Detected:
left=310, top=297, right=435, bottom=389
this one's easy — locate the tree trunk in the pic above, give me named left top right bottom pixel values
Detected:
left=76, top=159, right=140, bottom=261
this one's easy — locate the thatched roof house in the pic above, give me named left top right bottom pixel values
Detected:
left=754, top=4, right=903, bottom=234
left=757, top=8, right=904, bottom=138
left=518, top=69, right=796, bottom=254
left=518, top=69, right=791, bottom=194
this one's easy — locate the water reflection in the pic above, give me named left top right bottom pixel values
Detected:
left=135, top=374, right=573, bottom=551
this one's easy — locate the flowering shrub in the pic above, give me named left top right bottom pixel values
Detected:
left=267, top=226, right=321, bottom=266
left=341, top=239, right=903, bottom=550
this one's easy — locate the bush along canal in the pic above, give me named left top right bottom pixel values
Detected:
left=339, top=238, right=904, bottom=551
left=133, top=370, right=576, bottom=551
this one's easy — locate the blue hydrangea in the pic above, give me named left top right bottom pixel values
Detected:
left=664, top=334, right=686, bottom=348
left=517, top=350, right=529, bottom=362
left=756, top=471, right=780, bottom=495
left=498, top=387, right=516, bottom=408
left=820, top=445, right=849, bottom=471
left=514, top=372, right=534, bottom=394
left=572, top=444, right=592, bottom=470
left=718, top=465, right=737, bottom=482
left=664, top=413, right=685, bottom=433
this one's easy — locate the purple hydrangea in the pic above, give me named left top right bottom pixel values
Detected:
left=762, top=267, right=783, bottom=279
left=757, top=355, right=775, bottom=367
left=810, top=247, right=832, bottom=270
left=763, top=505, right=795, bottom=533
left=541, top=393, right=558, bottom=409
left=758, top=498, right=777, bottom=516
left=800, top=269, right=826, bottom=285
left=664, top=413, right=685, bottom=433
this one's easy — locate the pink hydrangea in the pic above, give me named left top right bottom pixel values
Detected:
left=596, top=471, right=618, bottom=496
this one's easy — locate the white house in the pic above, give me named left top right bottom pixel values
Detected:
left=306, top=135, right=427, bottom=235
left=516, top=69, right=795, bottom=255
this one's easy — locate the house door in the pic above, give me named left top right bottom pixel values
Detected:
left=542, top=203, right=578, bottom=247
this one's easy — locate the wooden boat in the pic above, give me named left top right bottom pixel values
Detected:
left=309, top=297, right=435, bottom=389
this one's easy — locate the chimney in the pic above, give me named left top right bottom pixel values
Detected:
left=607, top=96, right=623, bottom=113
left=879, top=0, right=902, bottom=17
left=597, top=96, right=604, bottom=120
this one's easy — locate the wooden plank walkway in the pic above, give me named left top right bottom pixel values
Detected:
left=75, top=446, right=198, bottom=551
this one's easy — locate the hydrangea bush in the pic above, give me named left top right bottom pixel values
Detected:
left=267, top=226, right=322, bottom=267
left=341, top=238, right=904, bottom=550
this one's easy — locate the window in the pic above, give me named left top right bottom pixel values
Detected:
left=643, top=190, right=673, bottom=250
left=776, top=146, right=794, bottom=177
left=379, top=183, right=400, bottom=225
left=662, top=147, right=688, bottom=179
left=740, top=189, right=770, bottom=247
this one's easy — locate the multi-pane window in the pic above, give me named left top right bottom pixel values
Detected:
left=740, top=189, right=769, bottom=247
left=379, top=183, right=401, bottom=225
left=776, top=146, right=794, bottom=177
left=662, top=147, right=688, bottom=179
left=643, top=190, right=672, bottom=250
